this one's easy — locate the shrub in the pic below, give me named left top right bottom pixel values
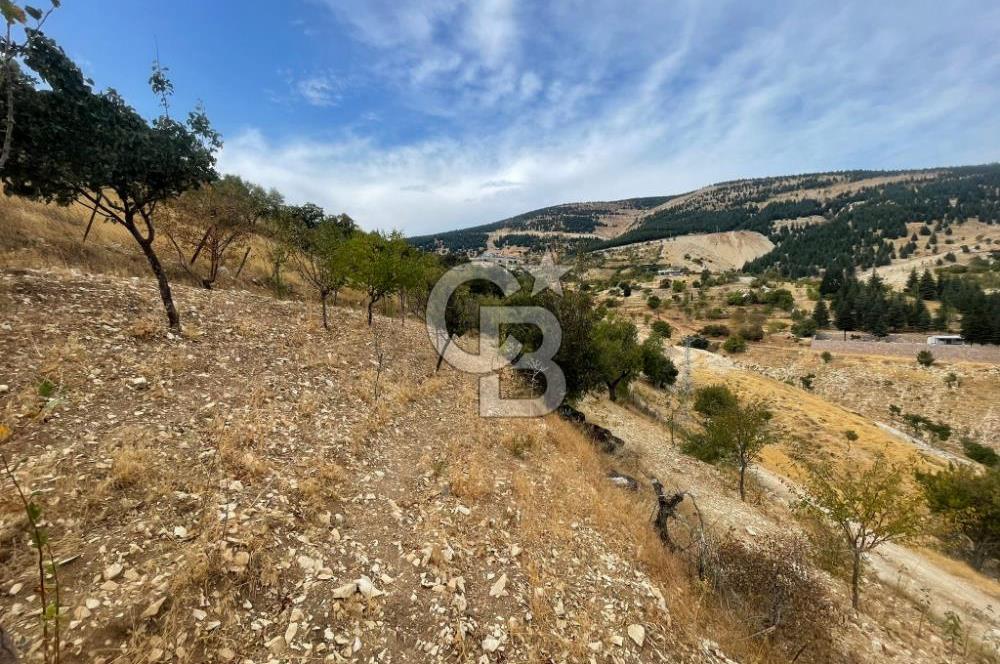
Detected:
left=641, top=337, right=679, bottom=388
left=709, top=535, right=837, bottom=661
left=916, top=350, right=935, bottom=367
left=790, top=318, right=818, bottom=338
left=650, top=320, right=673, bottom=339
left=682, top=334, right=710, bottom=350
left=700, top=323, right=730, bottom=338
left=738, top=324, right=764, bottom=342
left=693, top=384, right=738, bottom=418
left=961, top=438, right=999, bottom=467
left=820, top=351, right=833, bottom=363
left=646, top=295, right=662, bottom=310
left=800, top=373, right=815, bottom=390
left=722, top=335, right=746, bottom=353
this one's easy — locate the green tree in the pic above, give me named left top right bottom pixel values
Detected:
left=916, top=465, right=1000, bottom=570
left=916, top=350, right=935, bottom=367
left=640, top=335, right=678, bottom=388
left=834, top=299, right=856, bottom=340
left=919, top=270, right=937, bottom=300
left=722, top=335, right=747, bottom=353
left=1, top=31, right=219, bottom=331
left=292, top=217, right=354, bottom=329
left=592, top=316, right=642, bottom=401
left=685, top=394, right=772, bottom=501
left=647, top=294, right=662, bottom=311
left=650, top=319, right=673, bottom=339
left=802, top=454, right=923, bottom=609
left=346, top=231, right=407, bottom=326
left=812, top=298, right=830, bottom=328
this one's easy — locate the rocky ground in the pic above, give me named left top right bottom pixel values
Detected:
left=0, top=269, right=747, bottom=664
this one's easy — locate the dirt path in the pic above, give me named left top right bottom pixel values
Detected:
left=578, top=396, right=1000, bottom=644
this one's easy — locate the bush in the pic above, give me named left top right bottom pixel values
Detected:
left=722, top=335, right=746, bottom=353
left=700, top=323, right=730, bottom=338
left=709, top=535, right=837, bottom=661
left=790, top=318, right=818, bottom=338
left=820, top=351, right=833, bottom=363
left=693, top=384, right=738, bottom=418
left=646, top=295, right=662, bottom=310
left=738, top=324, right=764, bottom=342
left=916, top=350, right=935, bottom=367
left=650, top=320, right=673, bottom=339
left=682, top=334, right=710, bottom=350
left=962, top=438, right=999, bottom=467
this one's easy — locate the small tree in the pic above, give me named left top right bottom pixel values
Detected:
left=916, top=465, right=1000, bottom=570
left=802, top=453, right=923, bottom=609
left=346, top=231, right=406, bottom=326
left=916, top=350, right=935, bottom=367
left=592, top=316, right=642, bottom=401
left=686, top=395, right=772, bottom=500
left=650, top=319, right=672, bottom=339
left=722, top=335, right=747, bottom=353
left=693, top=384, right=737, bottom=418
left=166, top=175, right=278, bottom=289
left=647, top=294, right=661, bottom=311
left=1, top=31, right=219, bottom=331
left=292, top=216, right=354, bottom=330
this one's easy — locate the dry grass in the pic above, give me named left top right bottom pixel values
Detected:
left=109, top=445, right=155, bottom=490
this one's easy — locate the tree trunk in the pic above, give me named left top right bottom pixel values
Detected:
left=850, top=550, right=862, bottom=610
left=738, top=462, right=747, bottom=501
left=134, top=233, right=181, bottom=332
left=436, top=335, right=452, bottom=372
left=321, top=292, right=329, bottom=330
left=607, top=379, right=620, bottom=402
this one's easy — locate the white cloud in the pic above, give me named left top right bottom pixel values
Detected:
left=295, top=74, right=341, bottom=107
left=222, top=0, right=1000, bottom=235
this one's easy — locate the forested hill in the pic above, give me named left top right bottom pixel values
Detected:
left=408, top=196, right=673, bottom=254
left=409, top=165, right=1000, bottom=274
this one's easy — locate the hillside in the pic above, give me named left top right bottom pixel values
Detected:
left=408, top=165, right=1000, bottom=278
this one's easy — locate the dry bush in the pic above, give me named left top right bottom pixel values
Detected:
left=297, top=461, right=345, bottom=509
left=708, top=534, right=840, bottom=662
left=215, top=419, right=269, bottom=481
left=128, top=316, right=160, bottom=339
left=449, top=454, right=492, bottom=501
left=109, top=445, right=155, bottom=490
left=501, top=431, right=538, bottom=459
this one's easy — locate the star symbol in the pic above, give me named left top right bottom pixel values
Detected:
left=527, top=251, right=572, bottom=295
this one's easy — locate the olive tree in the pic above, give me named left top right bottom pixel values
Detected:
left=917, top=465, right=1000, bottom=570
left=591, top=316, right=642, bottom=401
left=0, top=31, right=219, bottom=331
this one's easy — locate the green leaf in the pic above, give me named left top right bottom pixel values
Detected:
left=26, top=501, right=42, bottom=522
left=44, top=600, right=58, bottom=619
left=24, top=4, right=41, bottom=20
left=1, top=0, right=27, bottom=24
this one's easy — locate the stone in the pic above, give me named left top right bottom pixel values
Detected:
left=489, top=574, right=508, bottom=598
left=141, top=597, right=166, bottom=618
left=332, top=582, right=357, bottom=599
left=103, top=563, right=123, bottom=580
left=482, top=637, right=500, bottom=653
left=627, top=624, right=645, bottom=648
left=356, top=575, right=382, bottom=599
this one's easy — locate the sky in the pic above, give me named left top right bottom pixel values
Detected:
left=39, top=0, right=1000, bottom=235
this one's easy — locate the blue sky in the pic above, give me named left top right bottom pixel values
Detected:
left=42, top=0, right=1000, bottom=235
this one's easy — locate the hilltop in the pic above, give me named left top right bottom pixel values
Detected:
left=408, top=164, right=1000, bottom=277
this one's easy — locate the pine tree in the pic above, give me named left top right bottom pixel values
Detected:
left=919, top=270, right=937, bottom=301
left=835, top=299, right=856, bottom=340
left=905, top=269, right=919, bottom=295
left=812, top=298, right=830, bottom=328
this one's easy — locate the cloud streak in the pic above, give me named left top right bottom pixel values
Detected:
left=220, top=0, right=1000, bottom=235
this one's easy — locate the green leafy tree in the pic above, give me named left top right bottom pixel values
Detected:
left=292, top=216, right=354, bottom=329
left=685, top=393, right=772, bottom=501
left=640, top=335, right=678, bottom=388
left=802, top=454, right=923, bottom=609
left=650, top=319, right=672, bottom=339
left=0, top=0, right=59, bottom=171
left=1, top=31, right=219, bottom=331
left=722, top=335, right=747, bottom=353
left=916, top=465, right=1000, bottom=570
left=646, top=294, right=661, bottom=311
left=345, top=231, right=406, bottom=326
left=592, top=316, right=642, bottom=401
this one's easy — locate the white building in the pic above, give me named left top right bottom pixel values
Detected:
left=927, top=335, right=965, bottom=346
